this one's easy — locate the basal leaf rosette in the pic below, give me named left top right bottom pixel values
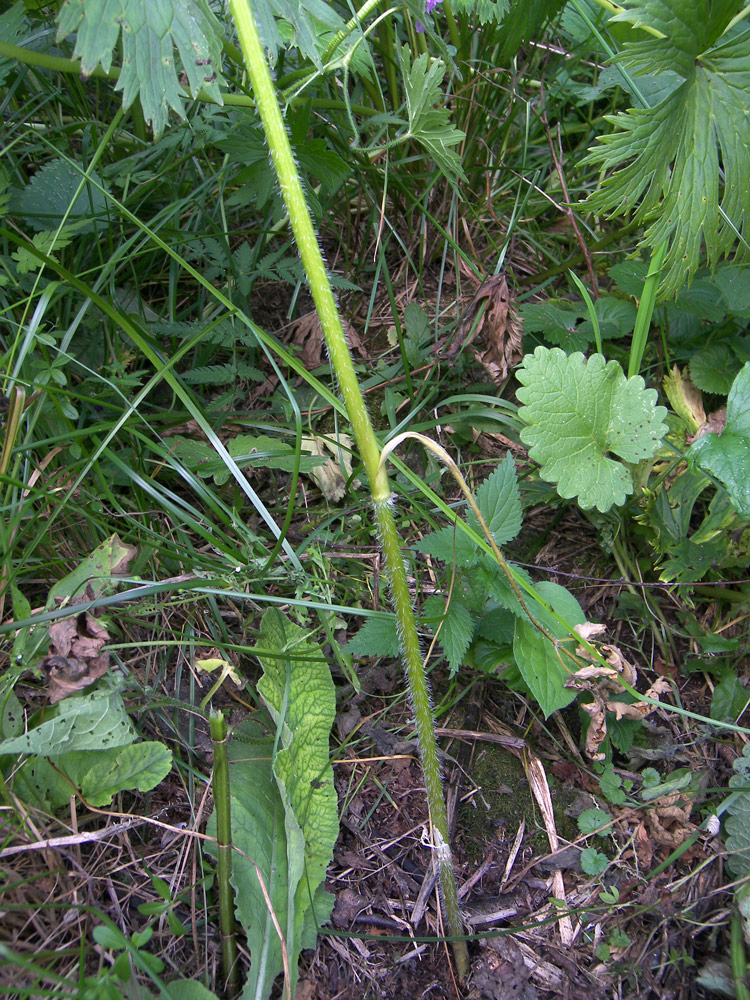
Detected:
left=516, top=347, right=668, bottom=512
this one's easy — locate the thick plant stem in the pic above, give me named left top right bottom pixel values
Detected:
left=210, top=709, right=241, bottom=999
left=229, top=0, right=469, bottom=979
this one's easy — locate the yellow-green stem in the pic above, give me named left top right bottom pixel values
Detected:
left=228, top=0, right=469, bottom=979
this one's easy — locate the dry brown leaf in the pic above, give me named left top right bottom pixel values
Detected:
left=42, top=613, right=110, bottom=702
left=445, top=274, right=523, bottom=382
left=573, top=622, right=607, bottom=642
left=524, top=753, right=573, bottom=946
left=688, top=406, right=727, bottom=444
left=300, top=433, right=358, bottom=502
left=289, top=311, right=369, bottom=368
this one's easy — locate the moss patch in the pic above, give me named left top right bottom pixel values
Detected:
left=458, top=746, right=580, bottom=863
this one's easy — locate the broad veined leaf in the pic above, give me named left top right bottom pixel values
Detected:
left=516, top=347, right=668, bottom=511
left=585, top=0, right=750, bottom=297
left=0, top=690, right=136, bottom=756
left=56, top=0, right=225, bottom=136
left=56, top=741, right=173, bottom=806
left=689, top=362, right=750, bottom=518
left=207, top=610, right=337, bottom=1000
left=396, top=46, right=466, bottom=186
left=415, top=452, right=522, bottom=565
left=512, top=582, right=586, bottom=718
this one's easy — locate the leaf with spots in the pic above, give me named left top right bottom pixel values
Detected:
left=516, top=347, right=668, bottom=511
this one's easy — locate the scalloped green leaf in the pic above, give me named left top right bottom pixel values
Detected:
left=584, top=0, right=750, bottom=298
left=56, top=0, right=225, bottom=136
left=690, top=343, right=741, bottom=395
left=689, top=362, right=750, bottom=518
left=516, top=348, right=668, bottom=511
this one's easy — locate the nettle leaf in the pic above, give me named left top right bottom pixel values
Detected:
left=516, top=347, right=668, bottom=511
left=512, top=581, right=586, bottom=718
left=423, top=594, right=475, bottom=675
left=416, top=452, right=522, bottom=566
left=12, top=159, right=110, bottom=234
left=344, top=615, right=400, bottom=659
left=208, top=610, right=337, bottom=1000
left=396, top=45, right=466, bottom=186
left=585, top=0, right=750, bottom=297
left=689, top=362, right=750, bottom=518
left=56, top=0, right=225, bottom=137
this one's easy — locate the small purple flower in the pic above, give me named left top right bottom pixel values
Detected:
left=417, top=0, right=442, bottom=32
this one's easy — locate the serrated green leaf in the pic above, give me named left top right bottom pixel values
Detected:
left=0, top=691, right=136, bottom=756
left=397, top=46, right=466, bottom=186
left=512, top=581, right=586, bottom=718
left=690, top=343, right=741, bottom=395
left=689, top=362, right=750, bottom=517
left=12, top=159, right=109, bottom=234
left=344, top=615, right=400, bottom=659
left=423, top=594, right=475, bottom=675
left=56, top=0, right=225, bottom=136
left=207, top=611, right=337, bottom=1000
left=520, top=301, right=589, bottom=352
left=516, top=348, right=668, bottom=511
left=585, top=1, right=750, bottom=297
left=416, top=454, right=522, bottom=565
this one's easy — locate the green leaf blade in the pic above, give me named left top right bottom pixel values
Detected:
left=689, top=362, right=750, bottom=517
left=516, top=348, right=667, bottom=511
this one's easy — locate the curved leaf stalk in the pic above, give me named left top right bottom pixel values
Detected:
left=228, top=0, right=469, bottom=980
left=209, top=709, right=241, bottom=999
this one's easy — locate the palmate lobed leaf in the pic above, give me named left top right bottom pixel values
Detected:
left=584, top=0, right=750, bottom=297
left=516, top=347, right=668, bottom=512
left=56, top=0, right=225, bottom=136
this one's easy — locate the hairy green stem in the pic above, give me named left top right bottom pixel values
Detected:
left=209, top=709, right=241, bottom=999
left=228, top=0, right=469, bottom=979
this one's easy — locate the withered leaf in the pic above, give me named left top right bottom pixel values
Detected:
left=447, top=274, right=523, bottom=383
left=42, top=612, right=110, bottom=703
